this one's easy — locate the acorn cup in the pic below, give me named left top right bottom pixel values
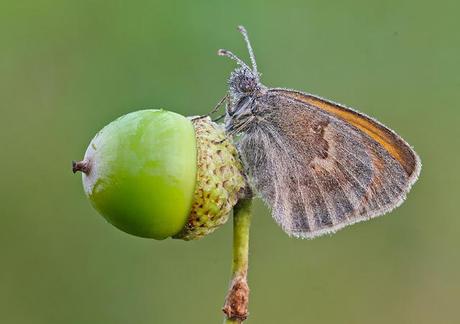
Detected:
left=73, top=109, right=246, bottom=240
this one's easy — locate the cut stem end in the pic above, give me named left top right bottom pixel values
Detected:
left=223, top=198, right=253, bottom=324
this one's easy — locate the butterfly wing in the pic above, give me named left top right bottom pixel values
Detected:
left=238, top=89, right=421, bottom=238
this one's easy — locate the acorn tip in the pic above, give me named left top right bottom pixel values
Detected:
left=72, top=160, right=90, bottom=174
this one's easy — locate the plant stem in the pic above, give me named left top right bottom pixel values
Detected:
left=223, top=198, right=253, bottom=324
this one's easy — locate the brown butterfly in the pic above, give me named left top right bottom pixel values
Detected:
left=217, top=26, right=421, bottom=238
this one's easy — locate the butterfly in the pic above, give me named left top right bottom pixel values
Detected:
left=216, top=26, right=421, bottom=239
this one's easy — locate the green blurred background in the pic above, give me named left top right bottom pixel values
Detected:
left=1, top=0, right=458, bottom=323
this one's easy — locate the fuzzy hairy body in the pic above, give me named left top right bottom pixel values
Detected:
left=225, top=86, right=420, bottom=238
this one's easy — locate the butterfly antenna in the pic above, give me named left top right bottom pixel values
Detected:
left=218, top=49, right=251, bottom=71
left=237, top=26, right=258, bottom=76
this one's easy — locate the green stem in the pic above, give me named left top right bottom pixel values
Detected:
left=223, top=198, right=253, bottom=324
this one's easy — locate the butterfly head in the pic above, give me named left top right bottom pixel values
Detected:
left=218, top=26, right=262, bottom=102
left=219, top=26, right=267, bottom=134
left=228, top=66, right=260, bottom=98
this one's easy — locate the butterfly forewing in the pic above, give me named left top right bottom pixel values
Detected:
left=238, top=89, right=421, bottom=238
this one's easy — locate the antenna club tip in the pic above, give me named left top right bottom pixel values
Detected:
left=217, top=49, right=228, bottom=56
left=237, top=25, right=246, bottom=33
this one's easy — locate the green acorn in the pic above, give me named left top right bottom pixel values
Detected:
left=73, top=109, right=246, bottom=240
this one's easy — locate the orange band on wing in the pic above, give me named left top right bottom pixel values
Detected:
left=272, top=90, right=417, bottom=176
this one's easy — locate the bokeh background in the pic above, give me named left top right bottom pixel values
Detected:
left=1, top=1, right=459, bottom=323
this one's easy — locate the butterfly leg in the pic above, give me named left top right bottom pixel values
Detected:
left=213, top=94, right=231, bottom=122
left=213, top=116, right=255, bottom=145
left=212, top=113, right=226, bottom=122
left=191, top=94, right=228, bottom=122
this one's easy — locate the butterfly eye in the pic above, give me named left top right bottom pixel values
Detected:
left=238, top=74, right=257, bottom=93
left=239, top=82, right=251, bottom=93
